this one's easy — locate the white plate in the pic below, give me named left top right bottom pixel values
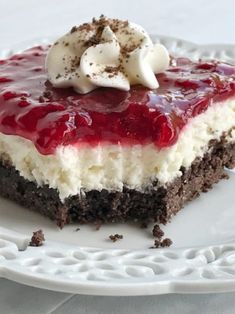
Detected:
left=0, top=36, right=235, bottom=296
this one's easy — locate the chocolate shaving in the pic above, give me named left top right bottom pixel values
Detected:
left=103, top=65, right=124, bottom=78
left=84, top=35, right=101, bottom=47
left=70, top=26, right=78, bottom=34
left=64, top=16, right=141, bottom=78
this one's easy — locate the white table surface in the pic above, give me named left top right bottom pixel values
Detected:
left=1, top=0, right=235, bottom=313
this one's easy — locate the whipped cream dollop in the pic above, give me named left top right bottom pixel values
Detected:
left=46, top=16, right=170, bottom=94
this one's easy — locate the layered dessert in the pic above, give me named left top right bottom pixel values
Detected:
left=0, top=16, right=235, bottom=228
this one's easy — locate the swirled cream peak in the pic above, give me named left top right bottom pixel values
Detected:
left=46, top=16, right=170, bottom=94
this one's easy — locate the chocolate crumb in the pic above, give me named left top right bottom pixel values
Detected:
left=104, top=65, right=121, bottom=78
left=43, top=91, right=52, bottom=99
left=70, top=26, right=78, bottom=34
left=109, top=234, right=123, bottom=242
left=75, top=227, right=80, bottom=232
left=160, top=238, right=173, bottom=248
left=150, top=225, right=173, bottom=248
left=38, top=96, right=44, bottom=103
left=152, top=224, right=164, bottom=239
left=84, top=35, right=101, bottom=47
left=150, top=239, right=161, bottom=249
left=150, top=238, right=173, bottom=249
left=105, top=66, right=115, bottom=73
left=29, top=229, right=45, bottom=247
left=153, top=239, right=161, bottom=248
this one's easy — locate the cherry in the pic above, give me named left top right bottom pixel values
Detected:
left=0, top=77, right=12, bottom=83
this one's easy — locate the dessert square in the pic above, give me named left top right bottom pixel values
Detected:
left=0, top=17, right=235, bottom=228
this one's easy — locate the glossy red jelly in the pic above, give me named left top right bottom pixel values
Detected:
left=0, top=46, right=235, bottom=155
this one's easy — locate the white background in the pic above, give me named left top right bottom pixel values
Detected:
left=1, top=0, right=235, bottom=313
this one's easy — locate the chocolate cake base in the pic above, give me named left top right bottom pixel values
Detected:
left=0, top=138, right=234, bottom=228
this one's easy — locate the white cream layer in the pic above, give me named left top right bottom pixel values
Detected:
left=0, top=97, right=235, bottom=201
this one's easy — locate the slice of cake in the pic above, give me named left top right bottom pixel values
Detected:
left=0, top=17, right=235, bottom=228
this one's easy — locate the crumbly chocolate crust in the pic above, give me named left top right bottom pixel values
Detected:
left=0, top=137, right=234, bottom=228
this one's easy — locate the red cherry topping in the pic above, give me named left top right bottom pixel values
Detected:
left=0, top=46, right=235, bottom=155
